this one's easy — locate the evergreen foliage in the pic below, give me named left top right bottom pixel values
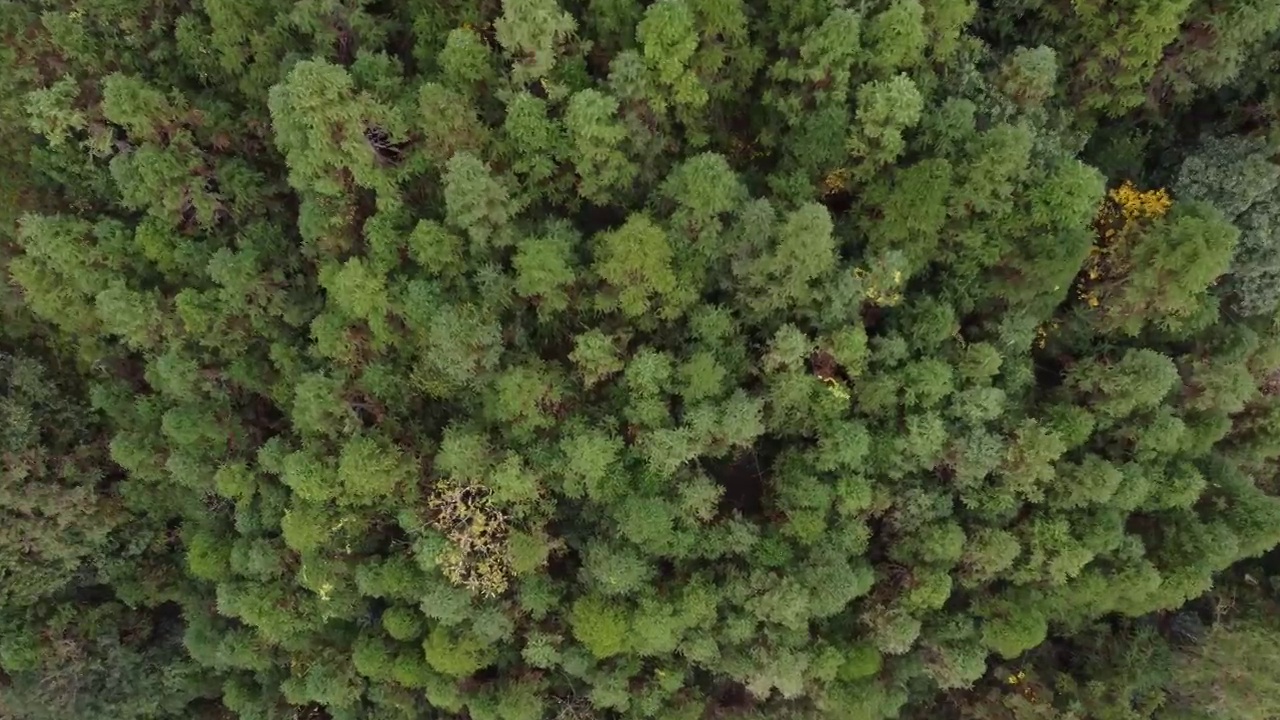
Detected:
left=4, top=2, right=1280, bottom=719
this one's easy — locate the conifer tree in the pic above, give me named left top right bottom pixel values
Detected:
left=5, top=2, right=1280, bottom=720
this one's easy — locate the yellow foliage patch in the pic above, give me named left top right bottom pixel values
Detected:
left=429, top=481, right=511, bottom=597
left=822, top=167, right=852, bottom=196
left=1079, top=181, right=1172, bottom=308
left=854, top=266, right=905, bottom=307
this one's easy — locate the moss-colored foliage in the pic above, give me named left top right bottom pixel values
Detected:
left=5, top=1, right=1280, bottom=720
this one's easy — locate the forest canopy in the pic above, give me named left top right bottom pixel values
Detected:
left=5, top=1, right=1280, bottom=719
